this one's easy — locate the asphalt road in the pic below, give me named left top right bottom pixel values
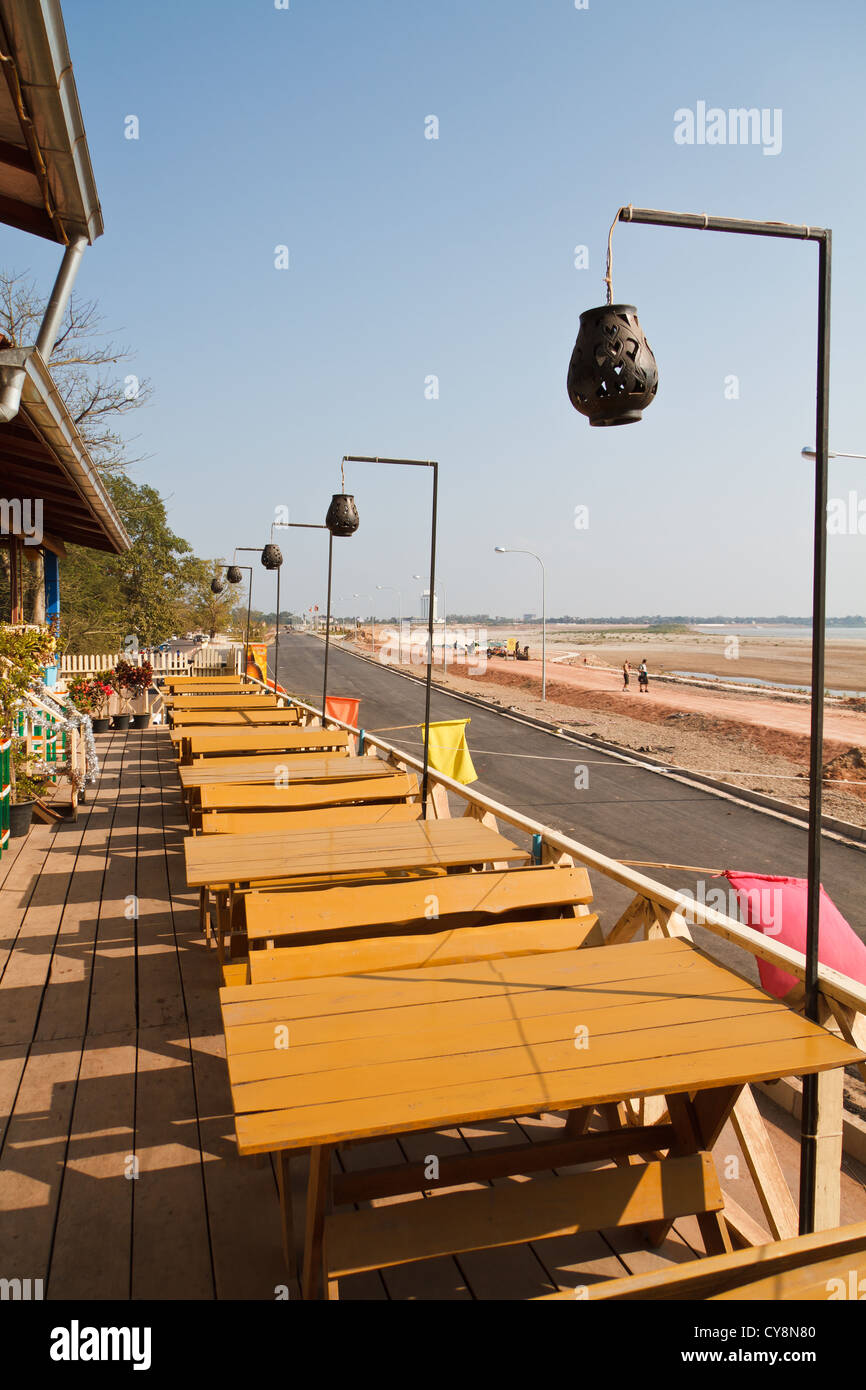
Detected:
left=270, top=633, right=865, bottom=972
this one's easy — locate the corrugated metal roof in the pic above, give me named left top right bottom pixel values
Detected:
left=0, top=0, right=103, bottom=243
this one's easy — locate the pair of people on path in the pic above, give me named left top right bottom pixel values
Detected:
left=622, top=659, right=649, bottom=692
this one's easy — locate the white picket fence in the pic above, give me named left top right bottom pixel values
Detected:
left=60, top=647, right=244, bottom=678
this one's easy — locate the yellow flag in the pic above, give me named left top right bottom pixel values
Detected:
left=425, top=719, right=478, bottom=785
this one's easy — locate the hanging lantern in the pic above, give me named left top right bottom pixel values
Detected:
left=567, top=304, right=658, bottom=427
left=325, top=493, right=360, bottom=537
left=226, top=565, right=243, bottom=584
left=210, top=576, right=225, bottom=594
left=261, top=543, right=283, bottom=570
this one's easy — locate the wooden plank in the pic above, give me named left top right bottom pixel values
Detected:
left=179, top=755, right=387, bottom=789
left=171, top=709, right=301, bottom=728
left=152, top=732, right=293, bottom=1299
left=245, top=864, right=593, bottom=943
left=232, top=1012, right=857, bottom=1157
left=729, top=1085, right=798, bottom=1240
left=186, top=728, right=350, bottom=757
left=226, top=979, right=769, bottom=1078
left=325, top=1153, right=723, bottom=1277
left=201, top=802, right=423, bottom=836
left=248, top=915, right=600, bottom=983
left=184, top=819, right=530, bottom=889
left=541, top=1219, right=866, bottom=1300
left=200, top=772, right=418, bottom=812
left=331, top=1123, right=675, bottom=1205
left=228, top=1007, right=833, bottom=1119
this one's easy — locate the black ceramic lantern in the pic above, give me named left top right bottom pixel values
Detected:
left=226, top=565, right=243, bottom=584
left=325, top=493, right=360, bottom=537
left=567, top=304, right=658, bottom=427
left=261, top=543, right=282, bottom=570
left=210, top=576, right=225, bottom=594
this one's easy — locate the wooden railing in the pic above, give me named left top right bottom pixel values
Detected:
left=61, top=648, right=244, bottom=677
left=241, top=673, right=866, bottom=1242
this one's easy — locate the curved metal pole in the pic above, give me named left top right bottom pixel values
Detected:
left=343, top=455, right=439, bottom=817
left=615, top=206, right=831, bottom=1235
left=274, top=567, right=281, bottom=697
left=322, top=531, right=334, bottom=720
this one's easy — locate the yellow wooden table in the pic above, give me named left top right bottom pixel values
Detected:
left=185, top=817, right=528, bottom=890
left=169, top=709, right=302, bottom=735
left=219, top=935, right=863, bottom=1298
left=181, top=727, right=350, bottom=762
left=179, top=754, right=392, bottom=791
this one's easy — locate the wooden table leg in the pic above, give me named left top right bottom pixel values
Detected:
left=274, top=1151, right=296, bottom=1280
left=302, top=1145, right=334, bottom=1300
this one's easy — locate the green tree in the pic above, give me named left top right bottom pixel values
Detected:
left=180, top=559, right=239, bottom=640
left=59, top=476, right=195, bottom=650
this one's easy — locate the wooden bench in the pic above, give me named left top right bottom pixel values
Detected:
left=182, top=727, right=351, bottom=762
left=243, top=913, right=600, bottom=985
left=324, top=1154, right=723, bottom=1290
left=169, top=708, right=302, bottom=729
left=198, top=771, right=418, bottom=813
left=243, top=864, right=598, bottom=949
left=201, top=801, right=423, bottom=836
left=533, top=1219, right=866, bottom=1300
left=166, top=693, right=279, bottom=708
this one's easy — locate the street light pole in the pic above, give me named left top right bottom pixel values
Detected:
left=494, top=547, right=547, bottom=701
left=584, top=205, right=832, bottom=1235
left=343, top=456, right=439, bottom=816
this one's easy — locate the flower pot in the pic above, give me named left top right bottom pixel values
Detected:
left=112, top=713, right=132, bottom=730
left=91, top=717, right=111, bottom=734
left=9, top=800, right=35, bottom=837
left=132, top=712, right=152, bottom=730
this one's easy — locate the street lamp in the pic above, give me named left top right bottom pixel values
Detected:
left=237, top=542, right=280, bottom=695
left=226, top=555, right=254, bottom=668
left=376, top=584, right=404, bottom=663
left=569, top=203, right=832, bottom=1235
left=494, top=547, right=546, bottom=701
left=343, top=455, right=440, bottom=816
left=801, top=446, right=866, bottom=461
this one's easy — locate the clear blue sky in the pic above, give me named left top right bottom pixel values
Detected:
left=5, top=0, right=865, bottom=619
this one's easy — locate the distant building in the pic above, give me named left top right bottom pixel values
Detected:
left=523, top=613, right=537, bottom=623
left=420, top=590, right=441, bottom=623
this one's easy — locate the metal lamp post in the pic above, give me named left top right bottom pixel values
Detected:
left=569, top=204, right=832, bottom=1235
left=226, top=557, right=254, bottom=672
left=494, top=547, right=547, bottom=701
left=236, top=546, right=280, bottom=695
left=260, top=536, right=283, bottom=695
left=343, top=455, right=439, bottom=817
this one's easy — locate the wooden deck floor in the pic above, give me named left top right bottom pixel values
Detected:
left=1, top=728, right=863, bottom=1300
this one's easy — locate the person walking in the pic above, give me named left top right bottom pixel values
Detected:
left=622, top=660, right=630, bottom=691
left=638, top=659, right=649, bottom=693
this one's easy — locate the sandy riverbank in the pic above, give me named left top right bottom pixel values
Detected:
left=348, top=629, right=866, bottom=829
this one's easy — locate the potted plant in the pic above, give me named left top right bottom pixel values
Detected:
left=9, top=740, right=51, bottom=837
left=88, top=674, right=115, bottom=734
left=111, top=659, right=153, bottom=730
left=124, top=659, right=154, bottom=729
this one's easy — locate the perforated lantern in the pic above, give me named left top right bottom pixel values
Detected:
left=210, top=577, right=225, bottom=594
left=261, top=543, right=283, bottom=570
left=226, top=565, right=243, bottom=584
left=567, top=303, right=658, bottom=427
left=325, top=493, right=359, bottom=537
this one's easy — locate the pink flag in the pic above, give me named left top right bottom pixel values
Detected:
left=724, top=872, right=866, bottom=998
